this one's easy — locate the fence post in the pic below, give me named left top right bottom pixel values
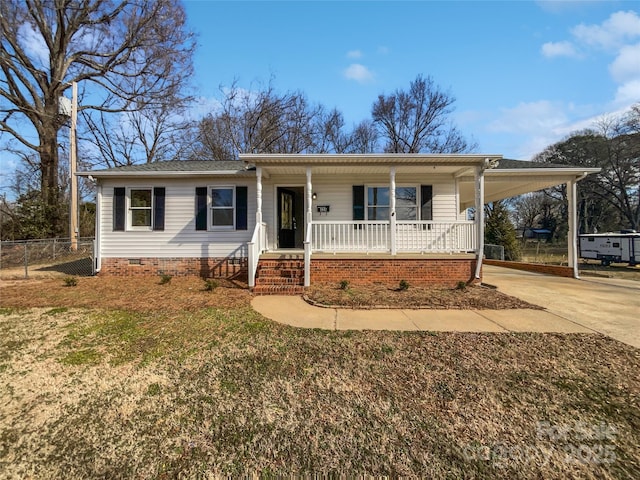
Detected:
left=24, top=243, right=28, bottom=279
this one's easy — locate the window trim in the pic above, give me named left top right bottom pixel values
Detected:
left=365, top=185, right=419, bottom=221
left=127, top=187, right=153, bottom=231
left=208, top=185, right=236, bottom=230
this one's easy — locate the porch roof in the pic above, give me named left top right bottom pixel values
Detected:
left=459, top=162, right=601, bottom=209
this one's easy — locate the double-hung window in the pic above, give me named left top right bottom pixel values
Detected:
left=112, top=187, right=165, bottom=232
left=129, top=188, right=153, bottom=229
left=366, top=186, right=417, bottom=221
left=195, top=185, right=247, bottom=232
left=210, top=186, right=235, bottom=229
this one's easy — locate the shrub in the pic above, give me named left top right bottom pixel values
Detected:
left=63, top=276, right=78, bottom=287
left=204, top=279, right=219, bottom=291
left=399, top=279, right=409, bottom=291
left=159, top=274, right=172, bottom=285
left=339, top=279, right=350, bottom=290
left=456, top=280, right=467, bottom=290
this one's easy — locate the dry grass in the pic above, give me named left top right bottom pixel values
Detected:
left=0, top=277, right=639, bottom=478
left=305, top=283, right=542, bottom=309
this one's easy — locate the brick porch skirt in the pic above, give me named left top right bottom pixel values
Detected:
left=309, top=258, right=479, bottom=288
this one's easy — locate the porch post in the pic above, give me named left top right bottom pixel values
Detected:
left=304, top=167, right=312, bottom=287
left=474, top=165, right=485, bottom=280
left=567, top=179, right=579, bottom=279
left=256, top=166, right=263, bottom=224
left=390, top=166, right=397, bottom=255
left=306, top=167, right=313, bottom=225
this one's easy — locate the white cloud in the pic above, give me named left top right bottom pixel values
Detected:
left=17, top=23, right=49, bottom=68
left=488, top=101, right=569, bottom=134
left=343, top=63, right=374, bottom=83
left=571, top=10, right=640, bottom=50
left=614, top=79, right=640, bottom=105
left=377, top=46, right=390, bottom=55
left=541, top=41, right=579, bottom=58
left=609, top=42, right=640, bottom=82
left=347, top=50, right=362, bottom=59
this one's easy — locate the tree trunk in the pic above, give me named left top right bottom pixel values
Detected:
left=39, top=125, right=64, bottom=237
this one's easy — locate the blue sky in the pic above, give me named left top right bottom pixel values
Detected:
left=184, top=0, right=640, bottom=159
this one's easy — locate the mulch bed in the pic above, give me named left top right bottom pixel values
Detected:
left=1, top=275, right=543, bottom=311
left=305, top=283, right=544, bottom=309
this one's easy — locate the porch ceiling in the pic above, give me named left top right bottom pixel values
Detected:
left=458, top=168, right=600, bottom=209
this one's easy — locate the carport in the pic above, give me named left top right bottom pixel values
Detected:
left=458, top=159, right=600, bottom=279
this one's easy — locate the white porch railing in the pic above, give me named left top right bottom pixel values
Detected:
left=248, top=221, right=267, bottom=287
left=311, top=220, right=476, bottom=254
left=312, top=221, right=390, bottom=252
left=395, top=221, right=476, bottom=252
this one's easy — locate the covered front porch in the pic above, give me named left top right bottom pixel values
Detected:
left=244, top=154, right=493, bottom=289
left=242, top=154, right=599, bottom=291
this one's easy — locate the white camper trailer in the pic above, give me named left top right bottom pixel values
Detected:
left=579, top=231, right=640, bottom=266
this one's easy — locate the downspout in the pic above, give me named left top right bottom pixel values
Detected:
left=473, top=159, right=490, bottom=281
left=94, top=180, right=102, bottom=274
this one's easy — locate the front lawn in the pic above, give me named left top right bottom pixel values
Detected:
left=0, top=276, right=638, bottom=478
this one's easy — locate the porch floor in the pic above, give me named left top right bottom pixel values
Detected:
left=261, top=251, right=475, bottom=260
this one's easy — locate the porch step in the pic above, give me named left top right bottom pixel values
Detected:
left=252, top=285, right=306, bottom=295
left=253, top=258, right=305, bottom=295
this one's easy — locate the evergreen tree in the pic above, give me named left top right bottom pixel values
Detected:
left=485, top=201, right=521, bottom=261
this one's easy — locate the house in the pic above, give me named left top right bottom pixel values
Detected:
left=78, top=154, right=599, bottom=293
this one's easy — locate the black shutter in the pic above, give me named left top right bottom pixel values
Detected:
left=195, top=187, right=207, bottom=231
left=236, top=186, right=248, bottom=230
left=353, top=185, right=365, bottom=220
left=113, top=187, right=125, bottom=231
left=421, top=185, right=433, bottom=221
left=153, top=187, right=165, bottom=231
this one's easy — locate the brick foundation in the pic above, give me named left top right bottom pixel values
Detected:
left=100, top=257, right=247, bottom=279
left=483, top=259, right=575, bottom=278
left=309, top=258, right=479, bottom=288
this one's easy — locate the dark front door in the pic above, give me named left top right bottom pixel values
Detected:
left=278, top=188, right=297, bottom=248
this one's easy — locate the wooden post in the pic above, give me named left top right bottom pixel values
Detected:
left=70, top=82, right=78, bottom=251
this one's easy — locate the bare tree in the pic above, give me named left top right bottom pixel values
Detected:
left=83, top=101, right=195, bottom=168
left=193, top=82, right=333, bottom=159
left=531, top=105, right=640, bottom=234
left=371, top=74, right=475, bottom=153
left=1, top=0, right=195, bottom=235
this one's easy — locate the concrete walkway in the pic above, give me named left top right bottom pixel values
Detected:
left=253, top=264, right=640, bottom=348
left=251, top=295, right=593, bottom=334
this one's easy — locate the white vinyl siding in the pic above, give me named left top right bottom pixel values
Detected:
left=100, top=178, right=255, bottom=259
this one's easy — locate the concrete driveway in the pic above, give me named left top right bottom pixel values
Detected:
left=483, top=264, right=640, bottom=348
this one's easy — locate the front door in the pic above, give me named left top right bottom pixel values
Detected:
left=278, top=188, right=297, bottom=248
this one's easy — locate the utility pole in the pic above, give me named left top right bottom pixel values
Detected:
left=70, top=81, right=78, bottom=251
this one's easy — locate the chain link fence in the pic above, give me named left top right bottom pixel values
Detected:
left=484, top=244, right=505, bottom=261
left=0, top=238, right=95, bottom=279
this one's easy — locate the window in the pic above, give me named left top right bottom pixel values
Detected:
left=129, top=189, right=152, bottom=228
left=367, top=187, right=389, bottom=220
left=366, top=186, right=417, bottom=221
left=195, top=186, right=247, bottom=231
left=113, top=187, right=164, bottom=232
left=210, top=187, right=235, bottom=228
left=396, top=187, right=418, bottom=220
